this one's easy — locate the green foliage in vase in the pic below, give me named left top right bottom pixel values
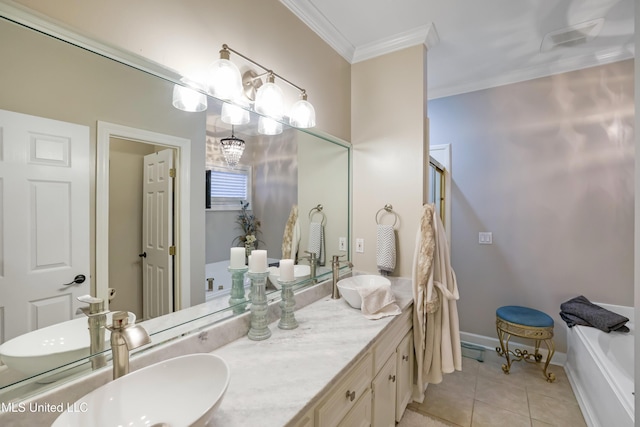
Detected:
left=234, top=201, right=262, bottom=247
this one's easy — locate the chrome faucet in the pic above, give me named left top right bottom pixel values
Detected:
left=332, top=255, right=353, bottom=299
left=77, top=295, right=108, bottom=370
left=302, top=250, right=318, bottom=281
left=106, top=311, right=151, bottom=379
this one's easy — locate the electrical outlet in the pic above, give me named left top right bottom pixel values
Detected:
left=479, top=232, right=493, bottom=245
left=339, top=237, right=347, bottom=251
left=355, top=238, right=364, bottom=253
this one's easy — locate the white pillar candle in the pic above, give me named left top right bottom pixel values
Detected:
left=280, top=259, right=294, bottom=282
left=230, top=247, right=246, bottom=269
left=250, top=250, right=268, bottom=273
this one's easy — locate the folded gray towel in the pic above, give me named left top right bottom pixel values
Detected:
left=560, top=295, right=629, bottom=333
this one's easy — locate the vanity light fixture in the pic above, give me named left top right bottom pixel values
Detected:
left=221, top=99, right=250, bottom=125
left=219, top=126, right=245, bottom=168
left=172, top=79, right=207, bottom=112
left=258, top=116, right=283, bottom=136
left=213, top=44, right=316, bottom=131
left=208, top=45, right=244, bottom=101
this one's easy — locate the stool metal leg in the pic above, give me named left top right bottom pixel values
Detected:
left=495, top=325, right=513, bottom=374
left=542, top=339, right=556, bottom=382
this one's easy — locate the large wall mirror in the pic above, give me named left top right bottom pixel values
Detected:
left=0, top=9, right=350, bottom=401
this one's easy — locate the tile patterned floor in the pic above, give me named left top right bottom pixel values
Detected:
left=407, top=350, right=587, bottom=427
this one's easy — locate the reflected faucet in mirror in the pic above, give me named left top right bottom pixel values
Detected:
left=301, top=251, right=318, bottom=282
left=76, top=295, right=109, bottom=370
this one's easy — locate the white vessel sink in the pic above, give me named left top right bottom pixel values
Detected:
left=268, top=264, right=311, bottom=289
left=0, top=312, right=135, bottom=377
left=53, top=353, right=230, bottom=427
left=337, top=275, right=392, bottom=309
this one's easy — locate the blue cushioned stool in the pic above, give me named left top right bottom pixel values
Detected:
left=496, top=305, right=556, bottom=382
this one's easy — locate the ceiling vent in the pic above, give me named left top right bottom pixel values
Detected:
left=540, top=18, right=604, bottom=52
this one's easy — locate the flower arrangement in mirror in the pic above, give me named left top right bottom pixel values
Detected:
left=234, top=201, right=262, bottom=257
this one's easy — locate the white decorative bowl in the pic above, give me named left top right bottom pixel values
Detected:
left=337, top=275, right=392, bottom=309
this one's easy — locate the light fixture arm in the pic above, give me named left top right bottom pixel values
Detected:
left=222, top=44, right=307, bottom=95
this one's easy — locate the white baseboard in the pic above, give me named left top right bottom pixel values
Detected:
left=460, top=331, right=567, bottom=366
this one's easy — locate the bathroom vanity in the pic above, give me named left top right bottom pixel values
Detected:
left=209, top=278, right=413, bottom=426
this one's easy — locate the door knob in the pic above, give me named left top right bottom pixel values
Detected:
left=139, top=252, right=147, bottom=258
left=62, top=274, right=86, bottom=286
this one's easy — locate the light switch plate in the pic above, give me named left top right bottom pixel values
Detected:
left=339, top=237, right=347, bottom=251
left=479, top=232, right=493, bottom=244
left=355, top=238, right=364, bottom=253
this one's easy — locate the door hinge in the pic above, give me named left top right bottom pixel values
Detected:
left=169, top=245, right=176, bottom=256
left=169, top=168, right=176, bottom=178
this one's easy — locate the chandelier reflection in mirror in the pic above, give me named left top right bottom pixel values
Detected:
left=219, top=126, right=245, bottom=168
left=173, top=44, right=316, bottom=133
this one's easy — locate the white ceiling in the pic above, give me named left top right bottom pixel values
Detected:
left=280, top=0, right=635, bottom=99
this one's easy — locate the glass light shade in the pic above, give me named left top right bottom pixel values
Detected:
left=254, top=82, right=284, bottom=119
left=221, top=101, right=250, bottom=125
left=219, top=135, right=245, bottom=168
left=258, top=117, right=283, bottom=135
left=208, top=58, right=243, bottom=101
left=289, top=99, right=316, bottom=128
left=172, top=84, right=207, bottom=112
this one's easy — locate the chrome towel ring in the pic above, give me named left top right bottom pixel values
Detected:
left=375, top=204, right=399, bottom=228
left=308, top=204, right=327, bottom=225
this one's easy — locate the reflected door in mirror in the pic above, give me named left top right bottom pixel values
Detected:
left=0, top=109, right=90, bottom=342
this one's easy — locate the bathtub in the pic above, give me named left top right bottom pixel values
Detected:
left=565, top=303, right=634, bottom=427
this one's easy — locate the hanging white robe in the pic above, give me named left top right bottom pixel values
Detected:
left=412, top=204, right=462, bottom=402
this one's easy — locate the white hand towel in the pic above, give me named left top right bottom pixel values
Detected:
left=307, top=221, right=325, bottom=266
left=376, top=224, right=396, bottom=275
left=358, top=282, right=401, bottom=320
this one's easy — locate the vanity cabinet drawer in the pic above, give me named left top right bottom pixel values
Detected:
left=315, top=352, right=373, bottom=427
left=373, top=309, right=411, bottom=372
left=338, top=388, right=372, bottom=427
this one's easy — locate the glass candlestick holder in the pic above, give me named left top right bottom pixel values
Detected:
left=247, top=271, right=271, bottom=341
left=228, top=266, right=249, bottom=314
left=277, top=279, right=298, bottom=329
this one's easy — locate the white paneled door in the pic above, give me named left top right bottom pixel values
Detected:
left=0, top=109, right=90, bottom=343
left=142, top=149, right=174, bottom=319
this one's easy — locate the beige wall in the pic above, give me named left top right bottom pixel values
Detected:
left=429, top=60, right=635, bottom=353
left=12, top=0, right=351, bottom=141
left=351, top=45, right=429, bottom=276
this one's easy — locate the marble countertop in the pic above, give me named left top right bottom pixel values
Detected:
left=209, top=277, right=413, bottom=426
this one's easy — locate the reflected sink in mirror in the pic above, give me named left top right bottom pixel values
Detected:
left=337, top=275, right=392, bottom=309
left=268, top=265, right=311, bottom=289
left=52, top=353, right=230, bottom=427
left=0, top=312, right=135, bottom=379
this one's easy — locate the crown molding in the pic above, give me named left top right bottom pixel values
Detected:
left=280, top=0, right=439, bottom=64
left=352, top=23, right=439, bottom=63
left=279, top=0, right=355, bottom=62
left=428, top=44, right=635, bottom=100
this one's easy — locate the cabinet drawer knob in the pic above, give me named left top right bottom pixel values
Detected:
left=402, top=355, right=409, bottom=361
left=389, top=374, right=396, bottom=382
left=345, top=390, right=356, bottom=401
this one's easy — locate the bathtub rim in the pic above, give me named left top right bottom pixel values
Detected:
left=565, top=302, right=634, bottom=427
